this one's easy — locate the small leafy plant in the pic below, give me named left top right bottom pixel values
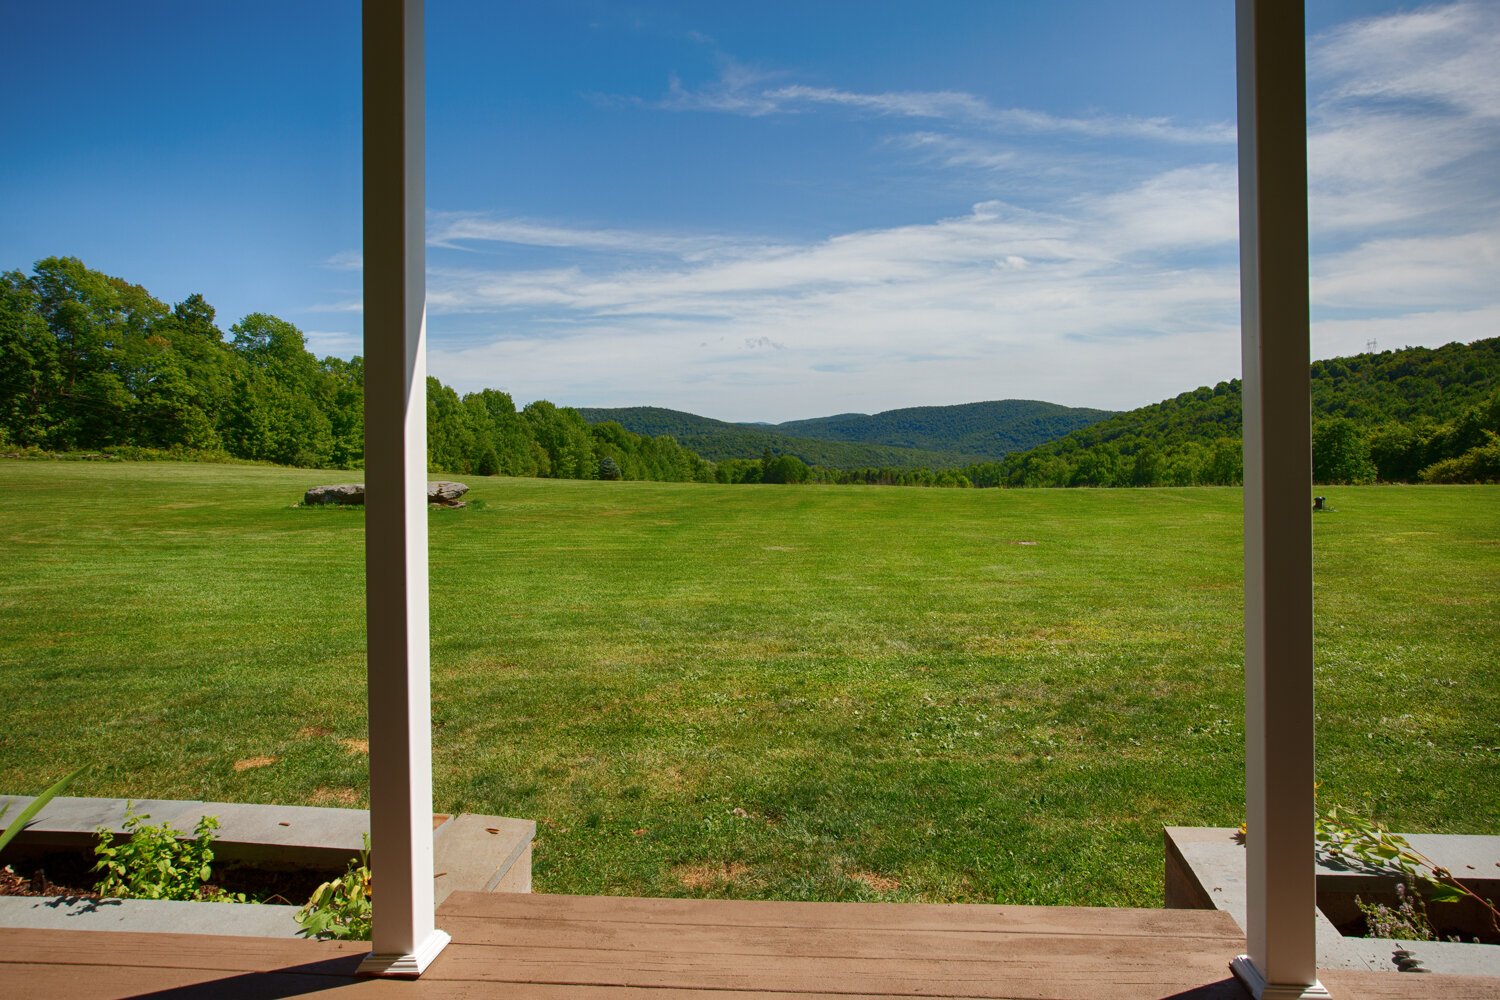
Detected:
left=294, top=834, right=372, bottom=940
left=1357, top=883, right=1435, bottom=941
left=92, top=803, right=243, bottom=902
left=1315, top=802, right=1499, bottom=936
left=1241, top=790, right=1500, bottom=939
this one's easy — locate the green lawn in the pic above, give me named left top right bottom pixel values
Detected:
left=1, top=460, right=1495, bottom=906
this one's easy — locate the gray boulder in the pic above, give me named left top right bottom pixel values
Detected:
left=302, top=482, right=470, bottom=506
left=304, top=483, right=365, bottom=505
left=428, top=481, right=469, bottom=506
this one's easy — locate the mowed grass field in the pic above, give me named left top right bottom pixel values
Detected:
left=1, top=460, right=1496, bottom=907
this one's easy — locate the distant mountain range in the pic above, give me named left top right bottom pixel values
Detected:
left=576, top=400, right=1114, bottom=470
left=769, top=400, right=1116, bottom=459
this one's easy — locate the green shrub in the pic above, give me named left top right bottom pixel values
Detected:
left=1420, top=432, right=1500, bottom=484
left=295, top=834, right=372, bottom=939
left=92, top=803, right=241, bottom=902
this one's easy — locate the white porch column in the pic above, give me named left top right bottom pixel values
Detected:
left=1231, top=1, right=1325, bottom=998
left=359, top=0, right=450, bottom=978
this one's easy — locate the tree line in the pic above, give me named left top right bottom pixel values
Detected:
left=4, top=258, right=1495, bottom=487
left=0, top=257, right=711, bottom=483
left=576, top=405, right=974, bottom=471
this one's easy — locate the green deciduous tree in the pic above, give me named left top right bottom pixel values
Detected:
left=1313, top=418, right=1376, bottom=484
left=523, top=400, right=595, bottom=479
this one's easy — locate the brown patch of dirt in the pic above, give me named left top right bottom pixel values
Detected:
left=295, top=725, right=332, bottom=739
left=847, top=870, right=901, bottom=892
left=340, top=738, right=369, bottom=754
left=309, top=786, right=360, bottom=807
left=233, top=755, right=278, bottom=771
left=674, top=862, right=749, bottom=889
left=650, top=765, right=683, bottom=789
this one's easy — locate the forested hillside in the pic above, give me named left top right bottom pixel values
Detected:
left=576, top=406, right=973, bottom=470
left=771, top=399, right=1114, bottom=460
left=986, top=338, right=1500, bottom=487
left=7, top=258, right=1494, bottom=488
left=0, top=257, right=711, bottom=483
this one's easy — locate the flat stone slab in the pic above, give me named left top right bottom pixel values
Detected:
left=1165, top=826, right=1370, bottom=970
left=1357, top=938, right=1500, bottom=977
left=0, top=796, right=209, bottom=848
left=0, top=895, right=303, bottom=937
left=434, top=815, right=534, bottom=905
left=0, top=795, right=369, bottom=870
left=1165, top=826, right=1500, bottom=977
left=0, top=794, right=534, bottom=934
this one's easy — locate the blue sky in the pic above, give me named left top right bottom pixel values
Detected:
left=3, top=2, right=1496, bottom=421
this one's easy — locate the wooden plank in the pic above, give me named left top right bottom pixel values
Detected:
left=0, top=963, right=1237, bottom=1000
left=0, top=926, right=367, bottom=973
left=439, top=912, right=1240, bottom=963
left=439, top=892, right=1244, bottom=940
left=0, top=941, right=1242, bottom=1000
left=0, top=963, right=407, bottom=999
left=420, top=973, right=1250, bottom=1000
left=1319, top=970, right=1500, bottom=1000
left=421, top=940, right=1243, bottom=999
left=0, top=899, right=1259, bottom=1000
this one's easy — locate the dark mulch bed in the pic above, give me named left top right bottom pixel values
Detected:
left=0, top=850, right=335, bottom=906
left=1, top=851, right=104, bottom=899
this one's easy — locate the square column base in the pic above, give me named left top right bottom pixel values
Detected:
left=1231, top=956, right=1330, bottom=999
left=357, top=928, right=452, bottom=978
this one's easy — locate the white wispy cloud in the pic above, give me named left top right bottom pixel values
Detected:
left=426, top=192, right=1242, bottom=413
left=893, top=132, right=1025, bottom=173
left=308, top=299, right=364, bottom=314
left=653, top=69, right=1234, bottom=144
left=1307, top=3, right=1500, bottom=236
left=304, top=329, right=362, bottom=356
left=322, top=250, right=363, bottom=271
left=760, top=84, right=1236, bottom=144
left=1312, top=226, right=1500, bottom=310
left=1310, top=1, right=1500, bottom=119
left=423, top=3, right=1498, bottom=420
left=1084, top=165, right=1240, bottom=253
left=427, top=213, right=740, bottom=258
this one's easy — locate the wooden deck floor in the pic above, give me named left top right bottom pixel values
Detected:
left=4, top=891, right=1496, bottom=999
